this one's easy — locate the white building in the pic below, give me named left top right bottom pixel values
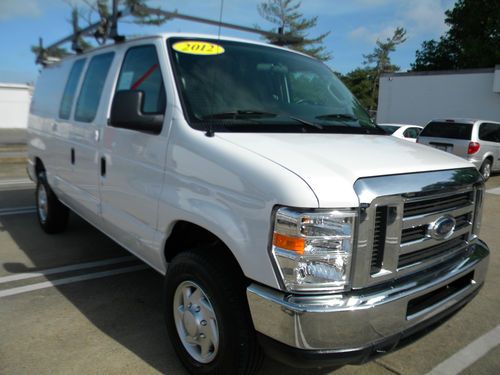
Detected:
left=0, top=83, right=33, bottom=129
left=377, top=66, right=500, bottom=126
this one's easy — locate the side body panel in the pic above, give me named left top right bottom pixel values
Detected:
left=28, top=61, right=72, bottom=190
left=98, top=39, right=173, bottom=270
left=64, top=52, right=116, bottom=225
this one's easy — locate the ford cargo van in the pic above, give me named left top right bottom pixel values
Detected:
left=27, top=34, right=490, bottom=374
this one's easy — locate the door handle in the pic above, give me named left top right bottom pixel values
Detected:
left=100, top=157, right=106, bottom=177
left=71, top=148, right=75, bottom=165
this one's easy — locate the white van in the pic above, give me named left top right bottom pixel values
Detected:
left=28, top=33, right=490, bottom=374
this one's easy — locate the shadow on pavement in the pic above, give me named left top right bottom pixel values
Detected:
left=0, top=191, right=338, bottom=374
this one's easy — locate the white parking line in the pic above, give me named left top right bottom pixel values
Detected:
left=0, top=256, right=136, bottom=284
left=0, top=265, right=148, bottom=298
left=0, top=206, right=36, bottom=216
left=426, top=325, right=500, bottom=375
left=0, top=179, right=33, bottom=186
left=486, top=187, right=500, bottom=195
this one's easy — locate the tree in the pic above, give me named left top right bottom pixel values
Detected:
left=412, top=0, right=500, bottom=71
left=362, top=27, right=407, bottom=110
left=257, top=0, right=331, bottom=61
left=33, top=0, right=169, bottom=60
left=339, top=68, right=377, bottom=110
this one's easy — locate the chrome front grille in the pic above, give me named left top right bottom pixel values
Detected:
left=403, top=191, right=472, bottom=217
left=398, top=235, right=467, bottom=268
left=353, top=168, right=483, bottom=289
left=371, top=206, right=387, bottom=273
left=399, top=191, right=474, bottom=256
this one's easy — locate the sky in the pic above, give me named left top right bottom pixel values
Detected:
left=0, top=0, right=458, bottom=85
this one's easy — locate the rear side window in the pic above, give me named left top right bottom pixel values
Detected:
left=403, top=127, right=421, bottom=139
left=479, top=123, right=500, bottom=143
left=419, top=122, right=473, bottom=140
left=75, top=52, right=114, bottom=122
left=116, top=45, right=166, bottom=114
left=59, top=59, right=85, bottom=119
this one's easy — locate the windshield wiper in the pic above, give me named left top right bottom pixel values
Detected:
left=202, top=110, right=278, bottom=120
left=201, top=110, right=324, bottom=134
left=315, top=113, right=358, bottom=121
left=288, top=115, right=323, bottom=130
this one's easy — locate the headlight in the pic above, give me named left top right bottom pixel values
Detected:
left=271, top=207, right=357, bottom=293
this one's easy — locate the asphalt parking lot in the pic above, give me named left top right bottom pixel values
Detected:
left=0, top=162, right=499, bottom=375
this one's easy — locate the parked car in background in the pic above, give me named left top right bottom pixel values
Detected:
left=417, top=119, right=500, bottom=180
left=378, top=123, right=423, bottom=142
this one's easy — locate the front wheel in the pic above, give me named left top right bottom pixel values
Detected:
left=165, top=249, right=263, bottom=375
left=36, top=172, right=69, bottom=234
left=480, top=159, right=492, bottom=181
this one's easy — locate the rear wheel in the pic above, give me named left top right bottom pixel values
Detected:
left=36, top=172, right=69, bottom=234
left=165, top=248, right=263, bottom=375
left=480, top=159, right=492, bottom=181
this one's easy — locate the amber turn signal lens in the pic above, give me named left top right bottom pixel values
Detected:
left=272, top=232, right=305, bottom=253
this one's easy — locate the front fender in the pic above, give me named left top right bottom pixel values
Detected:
left=157, top=124, right=319, bottom=290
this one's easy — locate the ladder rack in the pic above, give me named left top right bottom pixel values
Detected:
left=36, top=1, right=302, bottom=66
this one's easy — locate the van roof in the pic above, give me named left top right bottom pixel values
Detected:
left=48, top=32, right=313, bottom=62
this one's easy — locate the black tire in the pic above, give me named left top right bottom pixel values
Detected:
left=36, top=171, right=69, bottom=234
left=165, top=248, right=263, bottom=375
left=480, top=159, right=492, bottom=181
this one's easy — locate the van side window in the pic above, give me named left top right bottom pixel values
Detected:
left=75, top=52, right=114, bottom=122
left=115, top=45, right=166, bottom=114
left=479, top=123, right=500, bottom=143
left=59, top=59, right=86, bottom=119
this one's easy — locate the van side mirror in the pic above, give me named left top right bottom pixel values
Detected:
left=109, top=90, right=164, bottom=134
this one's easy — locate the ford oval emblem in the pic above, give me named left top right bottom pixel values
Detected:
left=428, top=215, right=456, bottom=240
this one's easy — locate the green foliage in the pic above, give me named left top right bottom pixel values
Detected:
left=257, top=0, right=331, bottom=61
left=412, top=0, right=500, bottom=71
left=363, top=27, right=406, bottom=73
left=339, top=68, right=377, bottom=110
left=359, top=27, right=406, bottom=110
left=32, top=0, right=168, bottom=61
left=31, top=46, right=71, bottom=59
left=339, top=28, right=406, bottom=111
left=122, top=0, right=171, bottom=26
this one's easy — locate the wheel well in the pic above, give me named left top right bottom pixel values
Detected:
left=34, top=158, right=45, bottom=178
left=164, top=221, right=245, bottom=276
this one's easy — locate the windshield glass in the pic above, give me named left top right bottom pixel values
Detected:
left=168, top=38, right=383, bottom=134
left=379, top=125, right=400, bottom=134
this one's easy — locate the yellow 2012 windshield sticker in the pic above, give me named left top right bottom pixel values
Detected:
left=173, top=41, right=225, bottom=55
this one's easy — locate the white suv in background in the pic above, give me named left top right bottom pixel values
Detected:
left=418, top=119, right=500, bottom=180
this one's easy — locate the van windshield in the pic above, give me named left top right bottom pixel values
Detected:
left=167, top=38, right=383, bottom=134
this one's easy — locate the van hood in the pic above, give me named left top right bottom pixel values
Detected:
left=215, top=133, right=474, bottom=207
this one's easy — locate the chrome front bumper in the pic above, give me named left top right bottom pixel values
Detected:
left=247, top=240, right=489, bottom=353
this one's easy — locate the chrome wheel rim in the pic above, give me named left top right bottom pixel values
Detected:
left=483, top=163, right=491, bottom=179
left=37, top=184, right=48, bottom=223
left=173, top=281, right=219, bottom=364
